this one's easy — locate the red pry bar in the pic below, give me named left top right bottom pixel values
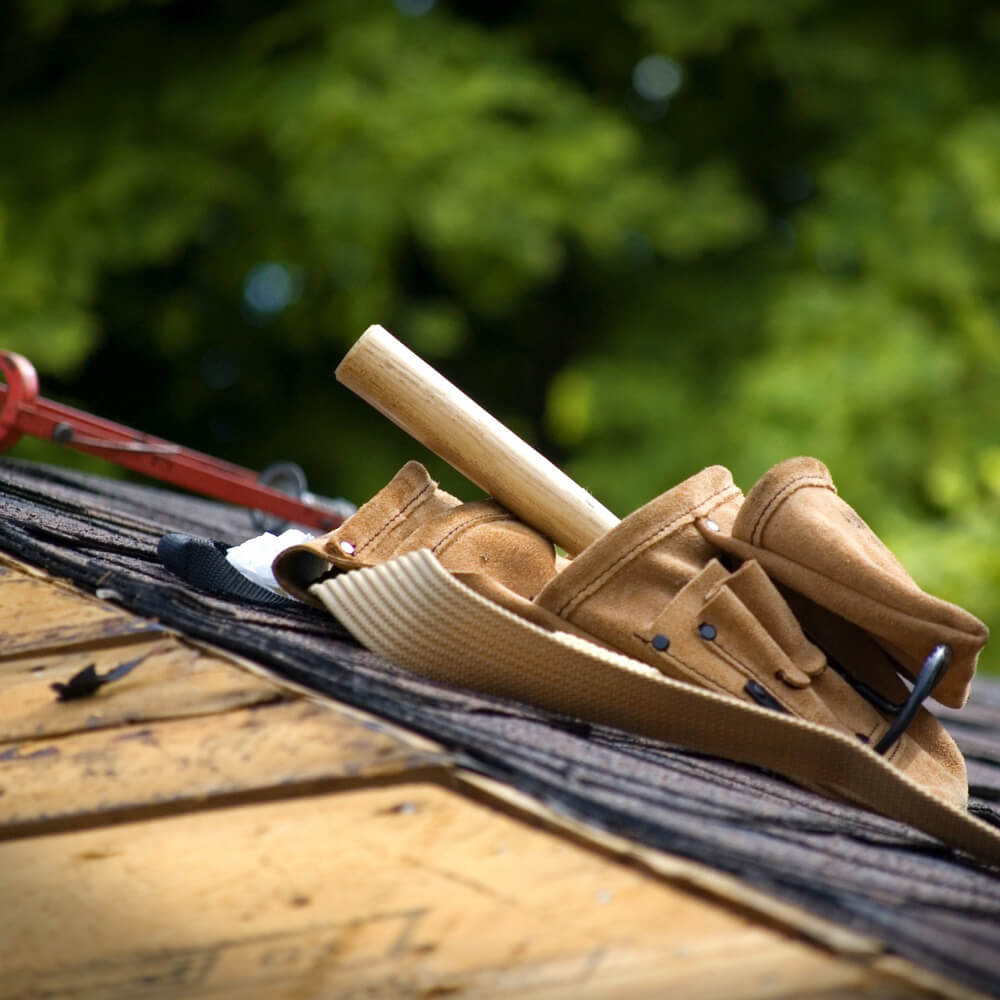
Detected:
left=0, top=350, right=346, bottom=532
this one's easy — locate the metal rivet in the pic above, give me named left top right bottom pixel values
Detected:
left=651, top=634, right=670, bottom=652
left=698, top=623, right=717, bottom=640
left=339, top=540, right=356, bottom=556
left=703, top=518, right=720, bottom=533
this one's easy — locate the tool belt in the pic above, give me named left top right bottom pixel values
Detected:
left=273, top=456, right=998, bottom=861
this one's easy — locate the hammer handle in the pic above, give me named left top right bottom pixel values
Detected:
left=336, top=325, right=619, bottom=555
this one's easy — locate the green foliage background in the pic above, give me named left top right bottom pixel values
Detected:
left=2, top=1, right=999, bottom=668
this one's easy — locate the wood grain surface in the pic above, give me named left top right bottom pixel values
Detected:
left=0, top=556, right=976, bottom=1000
left=0, top=783, right=941, bottom=1000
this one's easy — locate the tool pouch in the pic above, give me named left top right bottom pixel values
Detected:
left=273, top=460, right=559, bottom=606
left=529, top=463, right=969, bottom=806
left=277, top=458, right=980, bottom=809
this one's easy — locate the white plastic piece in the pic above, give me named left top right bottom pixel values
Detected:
left=226, top=528, right=315, bottom=594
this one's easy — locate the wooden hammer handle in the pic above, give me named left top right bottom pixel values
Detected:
left=335, top=325, right=619, bottom=555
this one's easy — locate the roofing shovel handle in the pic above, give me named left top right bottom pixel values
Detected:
left=336, top=325, right=619, bottom=556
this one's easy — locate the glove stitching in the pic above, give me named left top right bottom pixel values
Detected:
left=356, top=480, right=436, bottom=557
left=431, top=509, right=511, bottom=556
left=749, top=473, right=833, bottom=546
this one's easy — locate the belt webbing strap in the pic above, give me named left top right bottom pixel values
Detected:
left=313, top=548, right=1000, bottom=867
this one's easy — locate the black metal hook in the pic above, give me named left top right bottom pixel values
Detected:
left=827, top=643, right=952, bottom=755
left=872, top=644, right=952, bottom=755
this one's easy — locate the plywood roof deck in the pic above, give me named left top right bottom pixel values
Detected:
left=0, top=554, right=970, bottom=1000
left=1, top=458, right=998, bottom=999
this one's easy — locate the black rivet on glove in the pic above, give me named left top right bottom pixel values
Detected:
left=651, top=633, right=670, bottom=651
left=698, top=623, right=717, bottom=640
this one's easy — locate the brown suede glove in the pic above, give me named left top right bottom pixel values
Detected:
left=703, top=457, right=988, bottom=709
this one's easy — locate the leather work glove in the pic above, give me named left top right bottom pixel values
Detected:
left=274, top=457, right=987, bottom=809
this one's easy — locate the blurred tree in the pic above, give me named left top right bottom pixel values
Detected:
left=1, top=0, right=998, bottom=666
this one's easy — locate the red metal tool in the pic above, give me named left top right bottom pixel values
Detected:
left=0, top=350, right=349, bottom=532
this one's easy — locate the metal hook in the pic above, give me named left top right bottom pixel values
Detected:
left=873, top=644, right=952, bottom=754
left=828, top=643, right=952, bottom=755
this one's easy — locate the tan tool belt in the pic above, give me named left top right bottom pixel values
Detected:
left=273, top=457, right=1000, bottom=864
